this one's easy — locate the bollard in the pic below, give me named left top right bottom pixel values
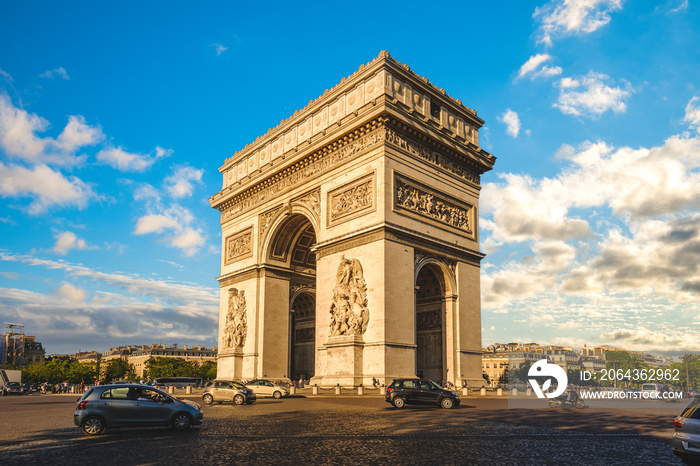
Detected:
left=335, top=384, right=341, bottom=395
left=512, top=388, right=518, bottom=397
left=462, top=387, right=469, bottom=396
left=526, top=387, right=532, bottom=397
left=497, top=388, right=503, bottom=396
left=312, top=385, right=318, bottom=395
left=480, top=388, right=486, bottom=396
left=186, top=385, right=192, bottom=395
left=380, top=385, right=386, bottom=395
left=358, top=385, right=364, bottom=396
left=168, top=385, right=174, bottom=394
left=290, top=386, right=296, bottom=395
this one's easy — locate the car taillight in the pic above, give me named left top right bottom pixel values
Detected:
left=387, top=387, right=393, bottom=393
left=675, top=418, right=682, bottom=429
left=77, top=400, right=88, bottom=410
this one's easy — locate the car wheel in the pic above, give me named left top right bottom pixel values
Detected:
left=392, top=397, right=405, bottom=409
left=202, top=394, right=213, bottom=405
left=233, top=394, right=245, bottom=405
left=272, top=390, right=282, bottom=399
left=440, top=397, right=454, bottom=409
left=172, top=413, right=192, bottom=430
left=81, top=416, right=105, bottom=436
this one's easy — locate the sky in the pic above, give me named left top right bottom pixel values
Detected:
left=0, top=1, right=698, bottom=356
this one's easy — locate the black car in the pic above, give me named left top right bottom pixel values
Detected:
left=0, top=381, right=28, bottom=395
left=385, top=379, right=460, bottom=409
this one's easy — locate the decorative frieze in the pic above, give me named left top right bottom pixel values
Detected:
left=385, top=128, right=480, bottom=185
left=220, top=123, right=387, bottom=224
left=224, top=227, right=253, bottom=265
left=259, top=206, right=282, bottom=244
left=395, top=175, right=474, bottom=236
left=417, top=310, right=440, bottom=330
left=328, top=173, right=375, bottom=226
left=294, top=189, right=321, bottom=218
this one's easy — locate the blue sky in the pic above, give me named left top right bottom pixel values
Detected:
left=1, top=1, right=699, bottom=356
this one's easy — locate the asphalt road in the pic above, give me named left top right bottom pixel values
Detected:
left=0, top=393, right=686, bottom=465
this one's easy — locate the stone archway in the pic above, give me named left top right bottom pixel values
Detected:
left=289, top=290, right=315, bottom=381
left=415, top=263, right=447, bottom=383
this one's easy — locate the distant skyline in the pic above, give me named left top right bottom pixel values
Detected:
left=1, top=1, right=699, bottom=356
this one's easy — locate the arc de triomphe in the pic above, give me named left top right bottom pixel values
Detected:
left=209, top=51, right=495, bottom=388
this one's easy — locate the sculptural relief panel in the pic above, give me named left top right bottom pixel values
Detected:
left=222, top=287, right=247, bottom=349
left=394, top=174, right=474, bottom=238
left=327, top=173, right=375, bottom=227
left=329, top=256, right=369, bottom=337
left=224, top=227, right=253, bottom=265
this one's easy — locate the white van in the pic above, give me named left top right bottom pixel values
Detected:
left=641, top=383, right=664, bottom=399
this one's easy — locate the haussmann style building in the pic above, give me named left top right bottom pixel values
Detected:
left=209, top=51, right=496, bottom=388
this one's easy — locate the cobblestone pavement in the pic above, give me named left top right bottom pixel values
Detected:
left=0, top=393, right=684, bottom=465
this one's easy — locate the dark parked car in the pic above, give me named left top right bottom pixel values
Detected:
left=1, top=381, right=28, bottom=395
left=74, top=384, right=203, bottom=435
left=385, top=379, right=460, bottom=409
left=688, top=389, right=700, bottom=398
left=674, top=395, right=700, bottom=464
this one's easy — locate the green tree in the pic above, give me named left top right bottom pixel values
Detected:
left=145, top=357, right=197, bottom=379
left=103, top=358, right=135, bottom=382
left=196, top=361, right=217, bottom=381
left=482, top=371, right=490, bottom=386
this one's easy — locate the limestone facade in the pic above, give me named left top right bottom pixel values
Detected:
left=209, top=51, right=496, bottom=388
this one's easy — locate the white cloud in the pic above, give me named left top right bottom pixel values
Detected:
left=135, top=214, right=180, bottom=235
left=210, top=43, right=229, bottom=56
left=164, top=165, right=203, bottom=198
left=52, top=231, right=93, bottom=255
left=683, top=96, right=700, bottom=133
left=534, top=0, right=624, bottom=46
left=54, top=115, right=104, bottom=152
left=498, top=109, right=521, bottom=138
left=554, top=72, right=633, bottom=118
left=96, top=145, right=170, bottom=172
left=0, top=162, right=96, bottom=214
left=0, top=94, right=103, bottom=166
left=0, top=68, right=12, bottom=82
left=517, top=54, right=562, bottom=80
left=134, top=205, right=206, bottom=257
left=39, top=67, right=70, bottom=80
left=482, top=100, right=700, bottom=311
left=54, top=282, right=86, bottom=302
left=0, top=252, right=219, bottom=353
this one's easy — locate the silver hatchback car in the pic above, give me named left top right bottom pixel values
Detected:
left=74, top=384, right=203, bottom=435
left=202, top=380, right=256, bottom=405
left=674, top=395, right=700, bottom=463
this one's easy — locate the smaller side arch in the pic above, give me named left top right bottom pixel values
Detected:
left=414, top=256, right=456, bottom=296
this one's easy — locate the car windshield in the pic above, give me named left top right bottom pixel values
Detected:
left=7, top=382, right=20, bottom=387
left=680, top=397, right=700, bottom=419
left=427, top=380, right=442, bottom=390
left=231, top=381, right=246, bottom=389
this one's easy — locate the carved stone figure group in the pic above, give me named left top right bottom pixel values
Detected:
left=223, top=288, right=247, bottom=349
left=329, top=256, right=369, bottom=336
left=396, top=180, right=471, bottom=232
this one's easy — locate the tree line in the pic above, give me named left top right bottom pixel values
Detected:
left=5, top=356, right=216, bottom=385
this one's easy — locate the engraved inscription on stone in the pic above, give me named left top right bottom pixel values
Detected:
left=328, top=173, right=375, bottom=226
left=395, top=175, right=473, bottom=235
left=417, top=310, right=440, bottom=330
left=223, top=288, right=247, bottom=349
left=329, top=256, right=369, bottom=336
left=225, top=227, right=253, bottom=264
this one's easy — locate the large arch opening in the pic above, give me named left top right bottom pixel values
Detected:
left=415, top=263, right=446, bottom=384
left=267, top=213, right=316, bottom=382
